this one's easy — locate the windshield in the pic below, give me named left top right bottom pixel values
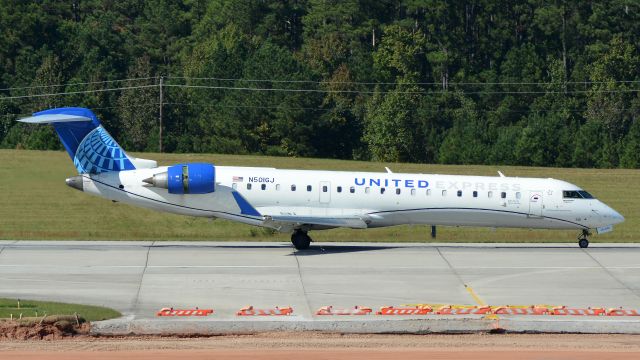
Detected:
left=563, top=190, right=595, bottom=199
left=578, top=190, right=594, bottom=199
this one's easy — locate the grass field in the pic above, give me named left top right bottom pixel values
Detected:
left=0, top=149, right=637, bottom=243
left=0, top=298, right=121, bottom=321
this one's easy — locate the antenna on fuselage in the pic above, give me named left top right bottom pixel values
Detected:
left=497, top=171, right=505, bottom=177
left=385, top=167, right=393, bottom=174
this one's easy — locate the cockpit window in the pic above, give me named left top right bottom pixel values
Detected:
left=563, top=190, right=582, bottom=199
left=578, top=190, right=594, bottom=199
left=563, top=190, right=595, bottom=199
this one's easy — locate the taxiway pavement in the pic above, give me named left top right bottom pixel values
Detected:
left=1, top=241, right=639, bottom=333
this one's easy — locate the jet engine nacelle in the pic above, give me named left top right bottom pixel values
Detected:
left=144, top=163, right=215, bottom=194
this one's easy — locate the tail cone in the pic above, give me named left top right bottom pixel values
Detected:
left=65, top=176, right=84, bottom=191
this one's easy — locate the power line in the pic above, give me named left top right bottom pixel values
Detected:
left=1, top=82, right=639, bottom=102
left=167, top=75, right=640, bottom=86
left=164, top=83, right=640, bottom=95
left=1, top=76, right=638, bottom=95
left=163, top=102, right=329, bottom=112
left=0, top=77, right=156, bottom=92
left=0, top=84, right=157, bottom=100
left=164, top=102, right=638, bottom=114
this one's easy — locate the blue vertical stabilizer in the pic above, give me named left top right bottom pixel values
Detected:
left=19, top=107, right=136, bottom=174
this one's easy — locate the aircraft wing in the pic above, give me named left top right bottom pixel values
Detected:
left=263, top=215, right=368, bottom=229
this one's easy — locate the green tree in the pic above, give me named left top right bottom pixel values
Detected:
left=581, top=35, right=639, bottom=167
left=117, top=56, right=158, bottom=151
left=437, top=94, right=486, bottom=165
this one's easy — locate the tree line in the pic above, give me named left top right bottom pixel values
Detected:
left=1, top=0, right=639, bottom=168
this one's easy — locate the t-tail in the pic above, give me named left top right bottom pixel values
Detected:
left=19, top=107, right=156, bottom=175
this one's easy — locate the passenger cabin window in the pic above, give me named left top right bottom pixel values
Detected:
left=307, top=185, right=312, bottom=192
left=365, top=187, right=370, bottom=194
left=261, top=184, right=266, bottom=190
left=291, top=184, right=296, bottom=191
left=457, top=190, right=462, bottom=197
left=337, top=186, right=342, bottom=193
left=473, top=191, right=478, bottom=198
left=349, top=186, right=355, bottom=193
left=232, top=183, right=237, bottom=190
left=411, top=189, right=416, bottom=196
left=426, top=189, right=431, bottom=196
left=396, top=188, right=401, bottom=195
left=247, top=183, right=252, bottom=190
left=276, top=184, right=281, bottom=191
left=442, top=190, right=447, bottom=196
left=380, top=188, right=386, bottom=194
left=488, top=191, right=493, bottom=198
left=322, top=185, right=328, bottom=192
left=516, top=192, right=521, bottom=199
left=501, top=192, right=506, bottom=199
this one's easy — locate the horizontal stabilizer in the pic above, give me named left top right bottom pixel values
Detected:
left=129, top=157, right=158, bottom=169
left=264, top=215, right=368, bottom=229
left=18, top=114, right=92, bottom=124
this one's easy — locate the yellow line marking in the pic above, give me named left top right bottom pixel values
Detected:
left=464, top=285, right=498, bottom=320
left=464, top=285, right=486, bottom=306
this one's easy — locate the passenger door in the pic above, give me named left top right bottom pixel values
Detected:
left=528, top=191, right=543, bottom=217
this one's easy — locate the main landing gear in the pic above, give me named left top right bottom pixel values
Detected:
left=291, top=229, right=312, bottom=250
left=578, top=229, right=590, bottom=248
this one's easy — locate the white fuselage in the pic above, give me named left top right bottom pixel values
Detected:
left=79, top=165, right=624, bottom=233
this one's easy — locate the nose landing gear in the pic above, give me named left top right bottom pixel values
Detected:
left=291, top=229, right=312, bottom=250
left=578, top=229, right=590, bottom=248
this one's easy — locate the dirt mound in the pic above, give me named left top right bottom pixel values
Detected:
left=0, top=316, right=90, bottom=340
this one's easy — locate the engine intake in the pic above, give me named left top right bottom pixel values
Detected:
left=143, top=163, right=215, bottom=194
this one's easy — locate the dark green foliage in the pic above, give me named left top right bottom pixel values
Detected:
left=0, top=0, right=639, bottom=168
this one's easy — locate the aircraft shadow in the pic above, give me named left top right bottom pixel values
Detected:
left=290, top=244, right=400, bottom=256
left=150, top=243, right=292, bottom=250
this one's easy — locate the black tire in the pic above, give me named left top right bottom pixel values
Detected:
left=578, top=238, right=589, bottom=248
left=291, top=231, right=311, bottom=250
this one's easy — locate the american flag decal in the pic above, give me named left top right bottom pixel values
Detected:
left=232, top=176, right=244, bottom=182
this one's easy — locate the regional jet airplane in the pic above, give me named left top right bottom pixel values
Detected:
left=20, top=107, right=624, bottom=249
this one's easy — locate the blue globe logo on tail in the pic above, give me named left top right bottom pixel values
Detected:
left=74, top=126, right=135, bottom=174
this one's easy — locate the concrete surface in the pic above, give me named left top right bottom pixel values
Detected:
left=1, top=241, right=639, bottom=333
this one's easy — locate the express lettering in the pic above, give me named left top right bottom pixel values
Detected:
left=437, top=181, right=521, bottom=192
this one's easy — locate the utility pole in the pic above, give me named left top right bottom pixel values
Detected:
left=158, top=75, right=163, bottom=153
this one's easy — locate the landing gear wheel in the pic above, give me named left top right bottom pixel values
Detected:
left=578, top=229, right=590, bottom=248
left=291, top=230, right=311, bottom=250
